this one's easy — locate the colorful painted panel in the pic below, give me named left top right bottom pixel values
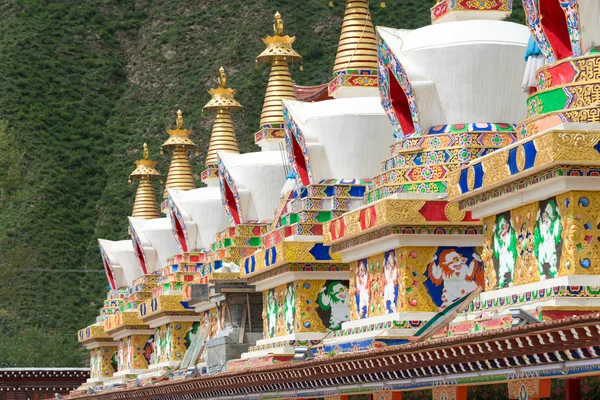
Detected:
left=558, top=191, right=600, bottom=275
left=152, top=321, right=194, bottom=364
left=424, top=247, right=483, bottom=309
left=263, top=280, right=352, bottom=338
left=352, top=251, right=399, bottom=319
left=483, top=195, right=585, bottom=290
left=90, top=346, right=117, bottom=379
left=117, top=334, right=153, bottom=372
left=263, top=283, right=292, bottom=338
left=351, top=247, right=484, bottom=317
left=534, top=198, right=563, bottom=279
left=312, top=280, right=350, bottom=331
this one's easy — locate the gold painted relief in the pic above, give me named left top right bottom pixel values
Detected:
left=168, top=321, right=194, bottom=362
left=558, top=191, right=600, bottom=275
left=398, top=247, right=439, bottom=312
left=295, top=280, right=328, bottom=333
left=481, top=216, right=497, bottom=290
left=511, top=203, right=542, bottom=286
left=368, top=253, right=386, bottom=317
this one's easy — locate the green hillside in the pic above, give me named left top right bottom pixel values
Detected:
left=0, top=0, right=525, bottom=367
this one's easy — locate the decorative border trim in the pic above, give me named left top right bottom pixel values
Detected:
left=378, top=39, right=421, bottom=139
left=283, top=106, right=313, bottom=187
left=218, top=155, right=243, bottom=226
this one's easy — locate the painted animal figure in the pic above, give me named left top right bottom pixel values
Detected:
left=428, top=249, right=481, bottom=308
left=318, top=281, right=350, bottom=330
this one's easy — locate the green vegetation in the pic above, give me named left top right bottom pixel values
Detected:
left=0, top=0, right=525, bottom=366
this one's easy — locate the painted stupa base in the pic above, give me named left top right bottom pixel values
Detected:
left=84, top=343, right=118, bottom=384
left=324, top=194, right=481, bottom=258
left=126, top=274, right=158, bottom=310
left=366, top=123, right=517, bottom=203
left=103, top=310, right=154, bottom=377
left=327, top=70, right=379, bottom=99
left=321, top=312, right=434, bottom=354
left=261, top=181, right=369, bottom=248
left=526, top=53, right=600, bottom=120
left=247, top=278, right=351, bottom=351
left=254, top=125, right=286, bottom=150
left=206, top=223, right=267, bottom=274
left=94, top=289, right=127, bottom=321
left=431, top=0, right=513, bottom=24
left=153, top=256, right=204, bottom=298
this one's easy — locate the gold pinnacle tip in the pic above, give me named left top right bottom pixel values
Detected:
left=176, top=110, right=184, bottom=129
left=273, top=12, right=284, bottom=36
left=219, top=67, right=227, bottom=88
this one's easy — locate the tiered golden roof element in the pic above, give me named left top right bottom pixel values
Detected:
left=333, top=0, right=378, bottom=74
left=129, top=143, right=161, bottom=219
left=162, top=110, right=196, bottom=201
left=203, top=67, right=242, bottom=170
left=256, top=12, right=302, bottom=128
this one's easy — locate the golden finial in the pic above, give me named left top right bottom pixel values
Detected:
left=380, top=1, right=386, bottom=7
left=329, top=1, right=334, bottom=7
left=143, top=143, right=149, bottom=160
left=273, top=11, right=284, bottom=36
left=176, top=109, right=184, bottom=130
left=219, top=67, right=227, bottom=88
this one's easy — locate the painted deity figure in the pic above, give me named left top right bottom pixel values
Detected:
left=91, top=350, right=101, bottom=378
left=144, top=335, right=154, bottom=366
left=155, top=326, right=164, bottom=364
left=318, top=281, right=350, bottom=330
left=266, top=289, right=277, bottom=337
left=283, top=284, right=295, bottom=334
left=534, top=200, right=562, bottom=279
left=428, top=249, right=481, bottom=308
left=164, top=324, right=172, bottom=361
left=383, top=250, right=399, bottom=314
left=493, top=215, right=518, bottom=288
left=355, top=259, right=370, bottom=318
left=117, top=340, right=125, bottom=371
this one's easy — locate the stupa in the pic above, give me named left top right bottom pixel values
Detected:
left=71, top=2, right=600, bottom=400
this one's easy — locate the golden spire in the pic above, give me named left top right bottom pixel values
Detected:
left=256, top=12, right=302, bottom=129
left=203, top=67, right=243, bottom=176
left=129, top=143, right=161, bottom=219
left=333, top=0, right=378, bottom=74
left=162, top=110, right=196, bottom=202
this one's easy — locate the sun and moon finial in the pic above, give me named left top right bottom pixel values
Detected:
left=143, top=142, right=149, bottom=160
left=273, top=11, right=284, bottom=36
left=176, top=109, right=184, bottom=130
